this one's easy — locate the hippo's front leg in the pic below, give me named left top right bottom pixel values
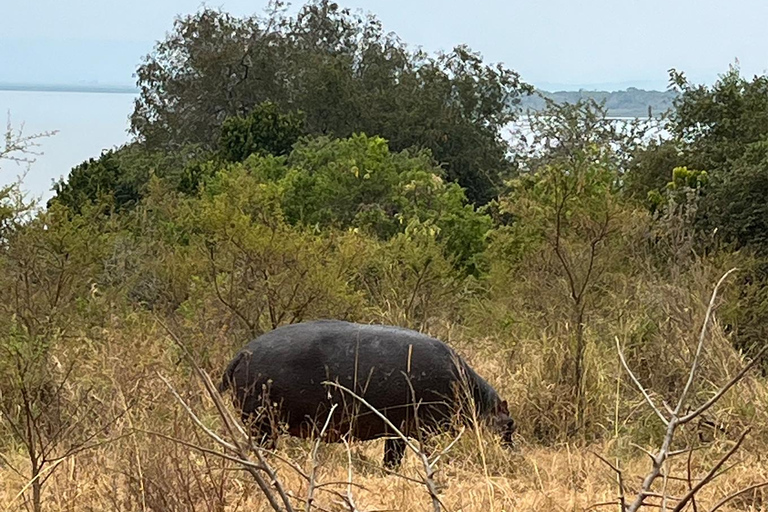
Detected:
left=383, top=438, right=406, bottom=468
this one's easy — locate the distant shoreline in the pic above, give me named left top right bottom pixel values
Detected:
left=0, top=83, right=138, bottom=95
left=2, top=83, right=675, bottom=118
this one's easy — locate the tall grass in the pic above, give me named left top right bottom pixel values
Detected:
left=2, top=253, right=767, bottom=511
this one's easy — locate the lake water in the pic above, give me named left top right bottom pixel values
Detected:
left=0, top=90, right=668, bottom=204
left=0, top=90, right=136, bottom=203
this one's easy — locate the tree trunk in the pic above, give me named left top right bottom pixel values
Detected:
left=31, top=462, right=42, bottom=512
left=574, top=303, right=587, bottom=440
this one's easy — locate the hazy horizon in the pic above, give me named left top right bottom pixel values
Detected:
left=3, top=0, right=768, bottom=93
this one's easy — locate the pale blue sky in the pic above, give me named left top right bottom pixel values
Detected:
left=2, top=0, right=768, bottom=91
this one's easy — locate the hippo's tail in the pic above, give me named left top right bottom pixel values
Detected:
left=217, top=351, right=245, bottom=394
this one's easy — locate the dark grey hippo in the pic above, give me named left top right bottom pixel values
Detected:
left=218, top=319, right=515, bottom=468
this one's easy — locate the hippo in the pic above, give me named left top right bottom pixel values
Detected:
left=218, top=320, right=515, bottom=468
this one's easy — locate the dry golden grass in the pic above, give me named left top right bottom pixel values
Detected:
left=3, top=436, right=768, bottom=511
left=3, top=262, right=768, bottom=511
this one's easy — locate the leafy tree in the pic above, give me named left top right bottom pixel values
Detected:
left=49, top=145, right=189, bottom=213
left=669, top=66, right=768, bottom=173
left=654, top=67, right=768, bottom=372
left=240, top=134, right=492, bottom=271
left=662, top=67, right=768, bottom=254
left=699, top=141, right=768, bottom=252
left=174, top=166, right=368, bottom=336
left=130, top=1, right=531, bottom=204
left=218, top=101, right=306, bottom=162
left=501, top=100, right=628, bottom=438
left=51, top=102, right=303, bottom=210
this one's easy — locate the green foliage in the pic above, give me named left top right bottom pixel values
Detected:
left=0, top=203, right=117, bottom=336
left=498, top=100, right=635, bottom=439
left=218, top=102, right=306, bottom=162
left=647, top=166, right=708, bottom=212
left=50, top=145, right=186, bottom=214
left=659, top=67, right=768, bottom=254
left=246, top=134, right=491, bottom=271
left=188, top=171, right=367, bottom=335
left=699, top=141, right=768, bottom=251
left=130, top=1, right=531, bottom=204
left=357, top=220, right=469, bottom=329
left=668, top=165, right=709, bottom=190
left=506, top=101, right=625, bottom=254
left=669, top=66, right=768, bottom=172
left=623, top=140, right=684, bottom=200
left=10, top=38, right=768, bottom=466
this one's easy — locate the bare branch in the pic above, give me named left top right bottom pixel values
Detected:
left=324, top=381, right=450, bottom=512
left=430, top=426, right=465, bottom=466
left=671, top=428, right=751, bottom=512
left=590, top=450, right=627, bottom=511
left=679, top=343, right=768, bottom=425
left=675, top=268, right=737, bottom=415
left=2, top=459, right=64, bottom=512
left=616, top=336, right=669, bottom=425
left=611, top=270, right=756, bottom=512
left=157, top=372, right=239, bottom=453
left=707, top=481, right=768, bottom=512
left=141, top=429, right=268, bottom=471
left=156, top=321, right=298, bottom=512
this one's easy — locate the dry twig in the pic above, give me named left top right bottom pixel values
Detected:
left=324, top=381, right=465, bottom=512
left=599, top=269, right=768, bottom=512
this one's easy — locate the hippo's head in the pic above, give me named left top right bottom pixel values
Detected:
left=488, top=399, right=516, bottom=448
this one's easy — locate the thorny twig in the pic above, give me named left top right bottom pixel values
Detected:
left=306, top=404, right=338, bottom=512
left=156, top=321, right=297, bottom=512
left=602, top=269, right=768, bottom=512
left=706, top=481, right=768, bottom=512
left=324, top=381, right=464, bottom=512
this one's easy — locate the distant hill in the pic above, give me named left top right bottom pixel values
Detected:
left=520, top=87, right=678, bottom=118
left=1, top=82, right=676, bottom=118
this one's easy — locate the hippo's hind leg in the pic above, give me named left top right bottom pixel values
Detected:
left=384, top=438, right=407, bottom=469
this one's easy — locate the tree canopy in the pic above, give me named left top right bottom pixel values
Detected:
left=130, top=1, right=531, bottom=204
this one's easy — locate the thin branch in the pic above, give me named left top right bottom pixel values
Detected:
left=679, top=343, right=768, bottom=424
left=591, top=450, right=627, bottom=511
left=306, top=403, right=338, bottom=512
left=707, top=481, right=768, bottom=512
left=430, top=427, right=466, bottom=466
left=585, top=501, right=622, bottom=512
left=1, top=459, right=64, bottom=512
left=141, top=429, right=267, bottom=471
left=0, top=451, right=25, bottom=479
left=157, top=372, right=239, bottom=453
left=616, top=336, right=669, bottom=425
left=671, top=428, right=751, bottom=512
left=675, top=268, right=737, bottom=415
left=324, top=381, right=449, bottom=512
left=156, top=321, right=298, bottom=512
